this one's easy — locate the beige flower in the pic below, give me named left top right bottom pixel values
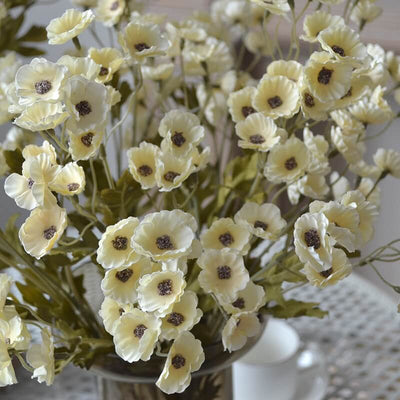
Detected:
left=57, top=55, right=100, bottom=81
left=142, top=63, right=174, bottom=81
left=330, top=109, right=365, bottom=136
left=250, top=0, right=290, bottom=15
left=301, top=10, right=344, bottom=43
left=357, top=178, right=381, bottom=208
left=227, top=87, right=257, bottom=123
left=98, top=297, right=134, bottom=335
left=351, top=0, right=382, bottom=25
left=96, top=0, right=125, bottom=27
left=266, top=60, right=303, bottom=83
left=68, top=129, right=104, bottom=161
left=88, top=47, right=124, bottom=83
left=0, top=274, right=12, bottom=312
left=22, top=140, right=57, bottom=164
left=289, top=174, right=329, bottom=205
left=331, top=126, right=365, bottom=164
left=49, top=162, right=85, bottom=196
left=373, top=148, right=400, bottom=179
left=299, top=81, right=332, bottom=121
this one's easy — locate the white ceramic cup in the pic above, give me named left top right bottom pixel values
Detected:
left=233, top=318, right=326, bottom=400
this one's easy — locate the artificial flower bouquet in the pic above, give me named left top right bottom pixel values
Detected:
left=1, top=0, right=400, bottom=396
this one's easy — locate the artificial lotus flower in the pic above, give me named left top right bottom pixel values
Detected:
left=200, top=218, right=251, bottom=255
left=88, top=47, right=124, bottom=83
left=197, top=248, right=249, bottom=302
left=301, top=10, right=345, bottom=43
left=235, top=113, right=280, bottom=152
left=137, top=270, right=186, bottom=317
left=49, top=162, right=85, bottom=196
left=253, top=75, right=300, bottom=119
left=98, top=297, right=134, bottom=335
left=156, top=331, right=204, bottom=394
left=160, top=290, right=203, bottom=340
left=113, top=309, right=161, bottom=362
left=46, top=8, right=95, bottom=45
left=95, top=0, right=125, bottom=27
left=26, top=328, right=55, bottom=386
left=234, top=202, right=287, bottom=241
left=101, top=258, right=153, bottom=304
left=14, top=58, right=68, bottom=106
left=97, top=217, right=141, bottom=270
left=266, top=60, right=303, bottom=83
left=227, top=87, right=257, bottom=123
left=373, top=149, right=400, bottom=179
left=67, top=129, right=104, bottom=161
left=222, top=312, right=261, bottom=352
left=57, top=55, right=100, bottom=81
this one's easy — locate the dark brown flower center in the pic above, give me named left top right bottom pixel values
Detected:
left=135, top=43, right=150, bottom=52
left=115, top=268, right=133, bottom=283
left=43, top=225, right=57, bottom=240
left=27, top=178, right=34, bottom=189
left=35, top=80, right=52, bottom=95
left=99, top=66, right=109, bottom=76
left=164, top=171, right=180, bottom=182
left=341, top=87, right=352, bottom=99
left=110, top=1, right=119, bottom=10
left=67, top=183, right=80, bottom=192
left=217, top=265, right=232, bottom=280
left=118, top=307, right=125, bottom=316
left=219, top=232, right=234, bottom=246
left=171, top=132, right=186, bottom=147
left=241, top=106, right=256, bottom=118
left=112, top=236, right=128, bottom=250
left=138, top=164, right=153, bottom=177
left=75, top=100, right=92, bottom=117
left=171, top=354, right=186, bottom=369
left=232, top=297, right=245, bottom=309
left=304, top=93, right=315, bottom=108
left=167, top=312, right=185, bottom=326
left=254, top=220, right=268, bottom=230
left=284, top=157, right=298, bottom=171
left=320, top=267, right=333, bottom=278
left=317, top=67, right=333, bottom=85
left=81, top=132, right=94, bottom=147
left=157, top=279, right=173, bottom=296
left=267, top=95, right=283, bottom=109
left=331, top=45, right=345, bottom=57
left=249, top=134, right=266, bottom=144
left=304, top=229, right=321, bottom=249
left=133, top=324, right=147, bottom=339
left=156, top=235, right=174, bottom=250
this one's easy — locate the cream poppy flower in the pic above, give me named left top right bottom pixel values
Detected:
left=200, top=218, right=251, bottom=255
left=331, top=126, right=365, bottom=164
left=349, top=97, right=392, bottom=125
left=132, top=210, right=197, bottom=263
left=0, top=306, right=31, bottom=351
left=88, top=47, right=124, bottom=83
left=96, top=0, right=125, bottom=27
left=301, top=10, right=345, bottom=43
left=57, top=55, right=100, bottom=81
left=101, top=258, right=152, bottom=304
left=137, top=270, right=186, bottom=317
left=97, top=217, right=140, bottom=270
left=130, top=11, right=167, bottom=26
left=65, top=76, right=110, bottom=134
left=19, top=206, right=67, bottom=259
left=22, top=140, right=57, bottom=164
left=227, top=87, right=257, bottom=123
left=46, top=9, right=94, bottom=45
left=161, top=291, right=203, bottom=340
left=373, top=148, right=400, bottom=179
left=332, top=74, right=371, bottom=109
left=299, top=82, right=332, bottom=121
left=142, top=62, right=175, bottom=81
left=98, top=297, right=134, bottom=335
left=303, top=248, right=351, bottom=288
left=264, top=137, right=309, bottom=184
left=330, top=109, right=365, bottom=136
left=14, top=102, right=68, bottom=132
left=49, top=162, right=85, bottom=196
left=222, top=312, right=261, bottom=352
left=15, top=58, right=68, bottom=106
left=0, top=339, right=17, bottom=387
left=235, top=113, right=280, bottom=152
left=26, top=328, right=54, bottom=386
left=0, top=274, right=12, bottom=311
left=253, top=75, right=300, bottom=119
left=349, top=159, right=381, bottom=180
left=190, top=146, right=211, bottom=172
left=198, top=249, right=249, bottom=302
left=68, top=129, right=104, bottom=161
left=234, top=202, right=286, bottom=240
left=303, top=127, right=330, bottom=176
left=113, top=309, right=161, bottom=362
left=156, top=331, right=204, bottom=395
left=221, top=280, right=265, bottom=315
left=294, top=212, right=333, bottom=272
left=358, top=178, right=381, bottom=209
left=350, top=0, right=382, bottom=25
left=244, top=30, right=272, bottom=56
left=288, top=174, right=329, bottom=205
left=196, top=84, right=226, bottom=126
left=304, top=52, right=353, bottom=102
left=330, top=172, right=351, bottom=201
left=127, top=142, right=160, bottom=190
left=386, top=51, right=400, bottom=82
left=119, top=22, right=169, bottom=63
left=250, top=0, right=289, bottom=15
left=266, top=60, right=303, bottom=83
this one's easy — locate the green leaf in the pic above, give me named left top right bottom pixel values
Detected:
left=263, top=283, right=285, bottom=307
left=4, top=149, right=24, bottom=174
left=265, top=300, right=328, bottom=319
left=18, top=25, right=47, bottom=42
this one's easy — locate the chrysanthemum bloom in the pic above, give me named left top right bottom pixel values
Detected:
left=15, top=58, right=68, bottom=106
left=373, top=149, right=400, bottom=179
left=160, top=291, right=203, bottom=340
left=156, top=331, right=204, bottom=394
left=301, top=10, right=344, bottom=43
left=330, top=109, right=365, bottom=136
left=221, top=280, right=265, bottom=315
left=294, top=212, right=334, bottom=272
left=0, top=274, right=12, bottom=311
left=222, top=312, right=261, bottom=352
left=200, top=218, right=251, bottom=255
left=303, top=248, right=352, bottom=288
left=198, top=249, right=249, bottom=302
left=250, top=0, right=289, bottom=15
left=119, top=22, right=169, bottom=63
left=266, top=60, right=303, bottom=83
left=46, top=9, right=95, bottom=45
left=113, top=309, right=161, bottom=362
left=95, top=0, right=125, bottom=27
left=304, top=52, right=353, bottom=102
left=132, top=210, right=197, bottom=264
left=68, top=129, right=104, bottom=161
left=101, top=258, right=153, bottom=304
left=142, top=63, right=175, bottom=81
left=158, top=110, right=205, bottom=157
left=97, top=217, right=140, bottom=270
left=127, top=142, right=160, bottom=190
left=65, top=76, right=110, bottom=134
left=264, top=137, right=309, bottom=184
left=14, top=102, right=68, bottom=131
left=350, top=0, right=382, bottom=26
left=299, top=82, right=333, bottom=121
left=137, top=270, right=186, bottom=316
left=49, top=162, right=85, bottom=196
left=57, top=55, right=100, bottom=81
left=19, top=206, right=67, bottom=259
left=98, top=297, right=134, bottom=335
left=234, top=202, right=286, bottom=240
left=235, top=113, right=280, bottom=152
left=88, top=47, right=124, bottom=83
left=227, top=87, right=257, bottom=123
left=0, top=337, right=17, bottom=387
left=253, top=75, right=300, bottom=119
